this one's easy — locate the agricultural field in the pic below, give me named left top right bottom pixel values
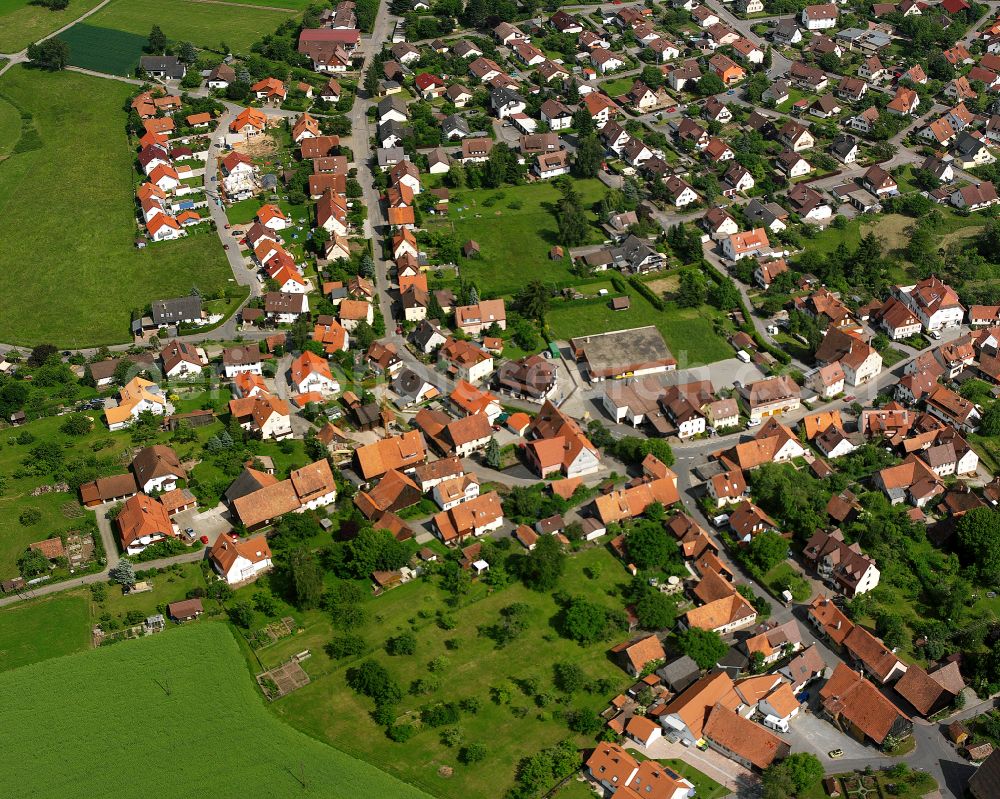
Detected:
left=59, top=22, right=147, bottom=75
left=0, top=67, right=232, bottom=346
left=0, top=593, right=90, bottom=672
left=426, top=179, right=607, bottom=297
left=83, top=0, right=295, bottom=53
left=268, top=546, right=638, bottom=799
left=0, top=0, right=103, bottom=52
left=0, top=623, right=433, bottom=799
left=546, top=284, right=734, bottom=368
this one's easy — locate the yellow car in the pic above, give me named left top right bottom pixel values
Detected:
left=828, top=749, right=844, bottom=759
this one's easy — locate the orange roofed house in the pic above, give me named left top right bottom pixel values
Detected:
left=524, top=400, right=601, bottom=478
left=210, top=532, right=273, bottom=585
left=610, top=634, right=666, bottom=677
left=585, top=743, right=694, bottom=799
left=432, top=490, right=503, bottom=544
left=116, top=493, right=175, bottom=555
left=820, top=663, right=912, bottom=747
left=229, top=459, right=337, bottom=529
left=354, top=430, right=427, bottom=481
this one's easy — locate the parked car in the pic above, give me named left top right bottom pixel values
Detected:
left=828, top=749, right=844, bottom=759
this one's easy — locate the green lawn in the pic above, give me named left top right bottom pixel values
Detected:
left=600, top=77, right=635, bottom=98
left=427, top=179, right=607, bottom=297
left=763, top=562, right=812, bottom=602
left=0, top=593, right=90, bottom=672
left=0, top=93, right=21, bottom=161
left=0, top=0, right=103, bottom=52
left=59, top=22, right=147, bottom=75
left=0, top=67, right=232, bottom=346
left=269, top=546, right=636, bottom=799
left=0, top=623, right=433, bottom=799
left=83, top=0, right=295, bottom=52
left=546, top=290, right=733, bottom=368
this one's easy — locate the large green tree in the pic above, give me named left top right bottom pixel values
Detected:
left=676, top=627, right=728, bottom=670
left=26, top=39, right=70, bottom=71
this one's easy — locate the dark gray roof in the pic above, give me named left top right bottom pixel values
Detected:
left=139, top=55, right=186, bottom=78
left=656, top=655, right=701, bottom=691
left=151, top=296, right=202, bottom=325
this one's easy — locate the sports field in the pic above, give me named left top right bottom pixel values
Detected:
left=0, top=0, right=103, bottom=52
left=59, top=22, right=146, bottom=75
left=83, top=0, right=295, bottom=53
left=0, top=623, right=432, bottom=799
left=0, top=593, right=90, bottom=672
left=0, top=67, right=232, bottom=346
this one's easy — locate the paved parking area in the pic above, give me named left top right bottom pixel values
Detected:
left=173, top=505, right=232, bottom=540
left=785, top=709, right=871, bottom=763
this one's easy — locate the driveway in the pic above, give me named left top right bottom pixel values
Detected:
left=172, top=504, right=232, bottom=541
left=630, top=738, right=757, bottom=794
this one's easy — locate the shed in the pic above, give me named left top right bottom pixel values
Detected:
left=611, top=296, right=631, bottom=311
left=167, top=598, right=204, bottom=621
left=462, top=240, right=480, bottom=258
left=823, top=777, right=841, bottom=797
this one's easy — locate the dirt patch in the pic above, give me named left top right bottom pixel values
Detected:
left=236, top=134, right=279, bottom=159
left=644, top=275, right=680, bottom=296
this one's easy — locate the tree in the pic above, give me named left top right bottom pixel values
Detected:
left=514, top=280, right=551, bottom=323
left=572, top=135, right=603, bottom=178
left=980, top=402, right=1000, bottom=436
left=288, top=548, right=324, bottom=609
left=229, top=600, right=254, bottom=628
left=635, top=591, right=677, bottom=630
left=556, top=198, right=589, bottom=246
left=459, top=742, right=487, bottom=764
left=697, top=73, right=725, bottom=96
left=109, top=558, right=137, bottom=589
left=763, top=753, right=824, bottom=798
left=553, top=661, right=586, bottom=693
left=147, top=24, right=167, bottom=54
left=675, top=268, right=706, bottom=308
left=745, top=531, right=788, bottom=573
left=348, top=527, right=409, bottom=578
left=385, top=631, right=417, bottom=656
left=707, top=278, right=741, bottom=311
left=676, top=627, right=727, bottom=670
left=561, top=596, right=619, bottom=644
left=517, top=534, right=565, bottom=591
left=626, top=522, right=675, bottom=572
left=485, top=437, right=502, bottom=469
left=956, top=507, right=1000, bottom=583
left=17, top=548, right=49, bottom=578
left=178, top=41, right=197, bottom=63
left=327, top=634, right=366, bottom=659
left=26, top=38, right=69, bottom=71
left=347, top=659, right=403, bottom=706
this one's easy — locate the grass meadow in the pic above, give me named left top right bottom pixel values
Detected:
left=0, top=67, right=232, bottom=345
left=0, top=593, right=90, bottom=671
left=0, top=0, right=103, bottom=52
left=83, top=0, right=295, bottom=53
left=546, top=284, right=734, bottom=368
left=0, top=623, right=433, bottom=799
left=59, top=22, right=147, bottom=75
left=426, top=179, right=607, bottom=297
left=267, top=546, right=638, bottom=799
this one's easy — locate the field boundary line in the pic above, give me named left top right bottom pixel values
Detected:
left=186, top=0, right=296, bottom=12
